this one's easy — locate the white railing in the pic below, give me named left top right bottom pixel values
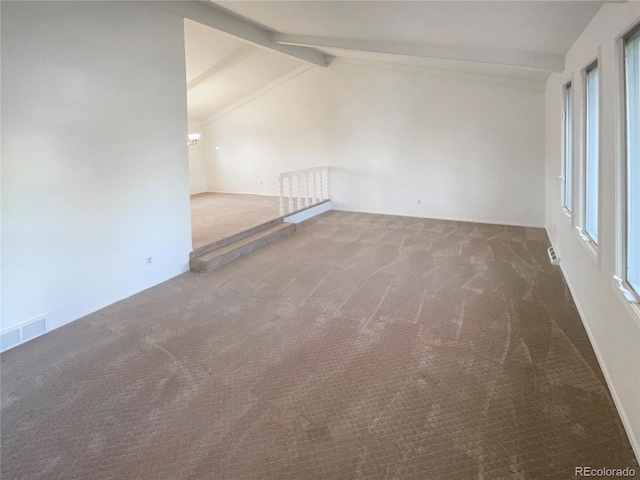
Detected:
left=278, top=166, right=330, bottom=216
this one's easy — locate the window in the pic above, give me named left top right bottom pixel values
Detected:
left=562, top=83, right=573, bottom=213
left=582, top=62, right=599, bottom=245
left=624, top=28, right=640, bottom=298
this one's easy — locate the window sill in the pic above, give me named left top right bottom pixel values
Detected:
left=611, top=278, right=640, bottom=330
left=576, top=226, right=600, bottom=267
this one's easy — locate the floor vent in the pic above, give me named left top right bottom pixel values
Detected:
left=1, top=315, right=48, bottom=353
left=548, top=246, right=561, bottom=266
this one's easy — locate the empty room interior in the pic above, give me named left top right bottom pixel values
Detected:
left=2, top=0, right=640, bottom=478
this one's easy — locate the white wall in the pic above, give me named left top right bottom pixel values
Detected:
left=203, top=61, right=546, bottom=226
left=1, top=2, right=192, bottom=337
left=545, top=2, right=640, bottom=458
left=188, top=120, right=207, bottom=194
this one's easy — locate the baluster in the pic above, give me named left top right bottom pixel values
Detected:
left=314, top=170, right=319, bottom=203
left=278, top=176, right=285, bottom=216
left=319, top=168, right=324, bottom=201
left=326, top=167, right=330, bottom=200
left=278, top=177, right=284, bottom=217
left=304, top=173, right=310, bottom=207
left=288, top=176, right=294, bottom=213
left=297, top=174, right=302, bottom=211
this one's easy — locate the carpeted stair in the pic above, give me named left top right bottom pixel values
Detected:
left=189, top=219, right=296, bottom=273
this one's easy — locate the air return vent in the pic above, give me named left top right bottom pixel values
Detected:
left=0, top=330, right=21, bottom=352
left=0, top=314, right=48, bottom=353
left=548, top=246, right=561, bottom=266
left=22, top=316, right=46, bottom=341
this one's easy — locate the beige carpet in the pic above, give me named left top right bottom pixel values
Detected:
left=190, top=192, right=280, bottom=251
left=2, top=211, right=638, bottom=479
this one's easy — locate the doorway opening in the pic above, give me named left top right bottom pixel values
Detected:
left=183, top=19, right=306, bottom=266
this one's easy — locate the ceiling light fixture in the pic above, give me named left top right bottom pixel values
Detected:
left=188, top=133, right=201, bottom=146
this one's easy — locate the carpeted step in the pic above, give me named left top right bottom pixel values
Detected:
left=190, top=222, right=296, bottom=273
left=190, top=216, right=284, bottom=259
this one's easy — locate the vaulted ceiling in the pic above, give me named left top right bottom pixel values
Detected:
left=184, top=19, right=306, bottom=121
left=183, top=1, right=612, bottom=121
left=216, top=1, right=605, bottom=71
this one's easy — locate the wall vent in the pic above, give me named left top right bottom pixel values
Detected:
left=0, top=314, right=48, bottom=353
left=0, top=330, right=21, bottom=352
left=22, top=317, right=47, bottom=341
left=548, top=245, right=561, bottom=265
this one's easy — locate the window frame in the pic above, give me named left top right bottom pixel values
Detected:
left=576, top=53, right=602, bottom=265
left=561, top=79, right=574, bottom=218
left=614, top=20, right=640, bottom=322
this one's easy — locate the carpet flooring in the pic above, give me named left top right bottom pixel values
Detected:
left=190, top=192, right=280, bottom=251
left=1, top=211, right=638, bottom=479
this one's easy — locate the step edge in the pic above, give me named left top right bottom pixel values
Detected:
left=190, top=216, right=284, bottom=259
left=195, top=223, right=295, bottom=261
left=190, top=223, right=295, bottom=272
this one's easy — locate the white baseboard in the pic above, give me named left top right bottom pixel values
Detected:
left=332, top=207, right=545, bottom=229
left=550, top=230, right=640, bottom=464
left=197, top=190, right=278, bottom=197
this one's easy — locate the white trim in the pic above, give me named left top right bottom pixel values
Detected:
left=615, top=24, right=629, bottom=295
left=576, top=225, right=601, bottom=266
left=195, top=190, right=279, bottom=198
left=614, top=19, right=640, bottom=317
left=611, top=279, right=640, bottom=330
left=561, top=77, right=575, bottom=216
left=553, top=244, right=640, bottom=464
left=284, top=201, right=332, bottom=224
left=332, top=207, right=545, bottom=228
left=613, top=275, right=640, bottom=304
left=279, top=165, right=331, bottom=178
left=577, top=51, right=603, bottom=266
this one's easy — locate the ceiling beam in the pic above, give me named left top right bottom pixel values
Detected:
left=148, top=1, right=328, bottom=67
left=187, top=45, right=256, bottom=91
left=270, top=33, right=564, bottom=72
